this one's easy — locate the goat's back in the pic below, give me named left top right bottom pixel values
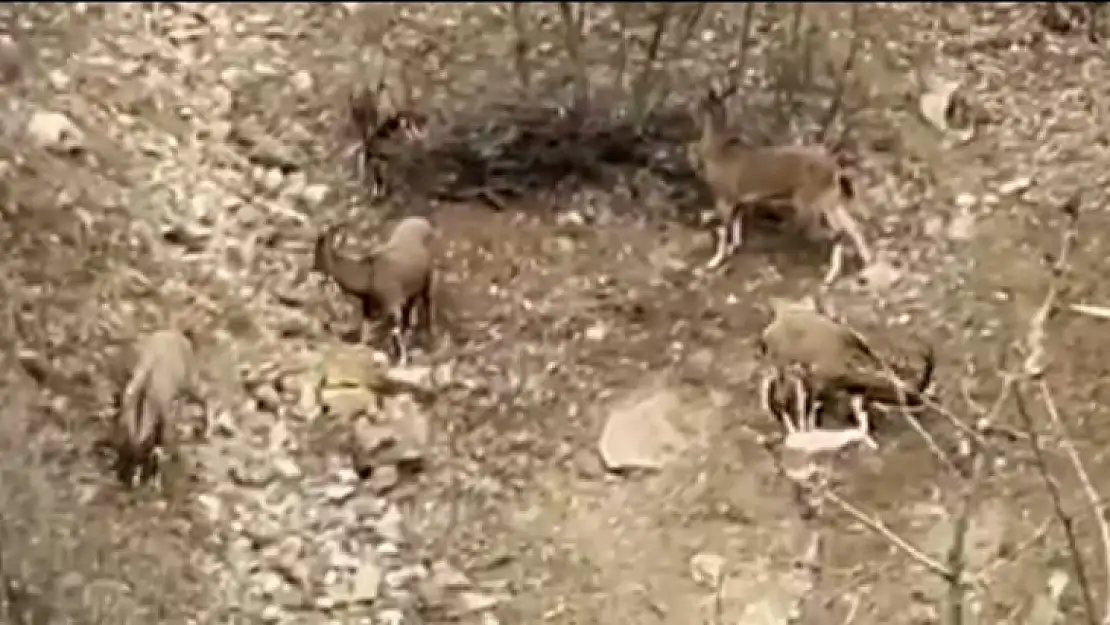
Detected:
left=121, top=330, right=195, bottom=434
left=704, top=143, right=841, bottom=204
left=761, top=306, right=877, bottom=378
left=375, top=217, right=435, bottom=296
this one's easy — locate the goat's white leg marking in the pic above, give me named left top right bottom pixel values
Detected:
left=792, top=374, right=809, bottom=432
left=850, top=395, right=878, bottom=449
left=728, top=212, right=743, bottom=255
left=391, top=325, right=409, bottom=366
left=705, top=224, right=730, bottom=270
left=758, top=372, right=773, bottom=416
left=833, top=203, right=872, bottom=265
left=822, top=241, right=845, bottom=286
left=759, top=371, right=788, bottom=433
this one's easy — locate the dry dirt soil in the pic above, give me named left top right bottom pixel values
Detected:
left=2, top=4, right=1110, bottom=625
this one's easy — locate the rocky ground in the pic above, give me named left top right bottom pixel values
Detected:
left=2, top=4, right=1110, bottom=625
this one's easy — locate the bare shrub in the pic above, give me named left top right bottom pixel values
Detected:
left=345, top=4, right=867, bottom=223
left=756, top=198, right=1110, bottom=624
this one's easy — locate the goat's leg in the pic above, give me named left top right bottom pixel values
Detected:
left=727, top=209, right=744, bottom=256
left=758, top=371, right=779, bottom=423
left=792, top=374, right=810, bottom=432
left=822, top=240, right=846, bottom=287
left=117, top=449, right=137, bottom=488
left=358, top=296, right=375, bottom=345
left=704, top=223, right=731, bottom=270
left=183, top=382, right=209, bottom=440
left=849, top=395, right=879, bottom=449
left=151, top=446, right=167, bottom=492
left=388, top=307, right=410, bottom=366
left=830, top=203, right=873, bottom=265
left=419, top=277, right=435, bottom=344
left=401, top=297, right=423, bottom=353
left=705, top=201, right=739, bottom=271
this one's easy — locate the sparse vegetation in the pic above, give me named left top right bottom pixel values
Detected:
left=2, top=4, right=1110, bottom=624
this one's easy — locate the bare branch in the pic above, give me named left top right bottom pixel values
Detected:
left=628, top=4, right=674, bottom=125
left=1038, top=379, right=1110, bottom=624
left=557, top=2, right=590, bottom=112
left=1023, top=194, right=1079, bottom=379
left=817, top=4, right=862, bottom=147
left=772, top=2, right=807, bottom=122
left=945, top=446, right=988, bottom=625
left=722, top=3, right=757, bottom=99
left=612, top=4, right=632, bottom=92
left=822, top=487, right=961, bottom=584
left=507, top=3, right=533, bottom=96
left=634, top=3, right=708, bottom=128
left=1013, top=387, right=1100, bottom=625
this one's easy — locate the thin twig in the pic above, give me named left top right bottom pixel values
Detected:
left=899, top=406, right=960, bottom=475
left=612, top=4, right=631, bottom=92
left=628, top=4, right=674, bottom=126
left=507, top=3, right=533, bottom=96
left=1010, top=193, right=1101, bottom=623
left=1013, top=387, right=1099, bottom=625
left=972, top=519, right=1051, bottom=585
left=817, top=4, right=862, bottom=147
left=723, top=3, right=757, bottom=98
left=1038, top=379, right=1110, bottom=624
left=1022, top=193, right=1079, bottom=379
left=638, top=3, right=707, bottom=126
left=556, top=2, right=589, bottom=113
left=822, top=488, right=962, bottom=585
left=760, top=436, right=965, bottom=587
left=773, top=2, right=806, bottom=121
left=945, top=446, right=987, bottom=625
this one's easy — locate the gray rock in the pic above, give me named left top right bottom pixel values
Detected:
left=314, top=594, right=337, bottom=611
left=384, top=565, right=424, bottom=591
left=383, top=365, right=436, bottom=395
left=229, top=457, right=276, bottom=488
left=290, top=69, right=314, bottom=93
left=455, top=591, right=503, bottom=615
left=261, top=167, right=285, bottom=193
left=241, top=513, right=284, bottom=548
left=26, top=109, right=84, bottom=154
left=376, top=608, right=405, bottom=625
left=260, top=604, right=283, bottom=623
left=376, top=542, right=401, bottom=559
left=321, top=387, right=378, bottom=420
left=301, top=183, right=330, bottom=207
left=429, top=561, right=471, bottom=591
left=272, top=455, right=303, bottom=480
left=690, top=552, right=726, bottom=589
left=375, top=504, right=405, bottom=544
left=196, top=493, right=223, bottom=522
left=597, top=387, right=689, bottom=472
left=323, top=482, right=357, bottom=505
left=365, top=464, right=400, bottom=494
left=381, top=396, right=430, bottom=464
left=350, top=560, right=384, bottom=603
